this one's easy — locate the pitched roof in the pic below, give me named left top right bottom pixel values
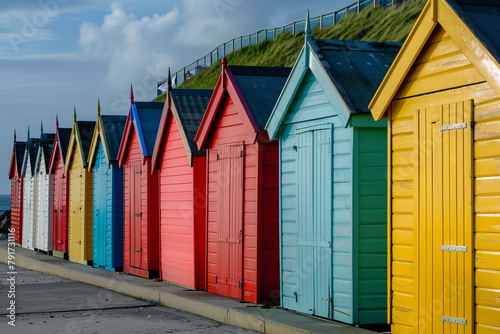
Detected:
left=152, top=89, right=212, bottom=169
left=25, top=138, right=40, bottom=175
left=266, top=38, right=400, bottom=139
left=195, top=62, right=291, bottom=149
left=101, top=115, right=127, bottom=160
left=65, top=120, right=96, bottom=172
left=9, top=140, right=26, bottom=179
left=118, top=101, right=163, bottom=164
left=37, top=134, right=56, bottom=174
left=369, top=0, right=500, bottom=120
left=230, top=66, right=291, bottom=129
left=48, top=127, right=71, bottom=174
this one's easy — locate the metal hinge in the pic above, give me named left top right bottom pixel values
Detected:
left=134, top=213, right=142, bottom=217
left=240, top=150, right=243, bottom=157
left=135, top=169, right=142, bottom=174
left=238, top=230, right=242, bottom=244
left=441, top=122, right=467, bottom=131
left=215, top=276, right=218, bottom=284
left=134, top=248, right=142, bottom=252
left=239, top=281, right=243, bottom=289
left=216, top=153, right=219, bottom=160
left=441, top=245, right=467, bottom=252
left=442, top=316, right=467, bottom=325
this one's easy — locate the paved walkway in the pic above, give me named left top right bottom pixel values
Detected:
left=0, top=240, right=381, bottom=334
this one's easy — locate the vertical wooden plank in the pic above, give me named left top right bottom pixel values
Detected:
left=463, top=100, right=474, bottom=334
left=418, top=107, right=428, bottom=333
left=412, top=108, right=420, bottom=334
left=432, top=105, right=443, bottom=334
left=443, top=103, right=451, bottom=334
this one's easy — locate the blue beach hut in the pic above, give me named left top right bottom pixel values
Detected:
left=265, top=18, right=401, bottom=324
left=87, top=100, right=127, bottom=271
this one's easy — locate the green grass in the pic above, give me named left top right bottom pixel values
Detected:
left=153, top=0, right=425, bottom=102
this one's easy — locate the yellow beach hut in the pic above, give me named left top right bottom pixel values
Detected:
left=65, top=109, right=95, bottom=265
left=369, top=0, right=500, bottom=333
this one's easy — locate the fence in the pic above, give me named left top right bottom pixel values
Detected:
left=157, top=0, right=407, bottom=94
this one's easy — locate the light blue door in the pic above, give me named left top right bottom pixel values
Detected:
left=296, top=124, right=333, bottom=318
left=93, top=143, right=107, bottom=269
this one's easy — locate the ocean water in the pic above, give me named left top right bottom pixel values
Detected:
left=0, top=194, right=10, bottom=215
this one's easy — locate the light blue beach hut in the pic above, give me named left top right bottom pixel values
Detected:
left=265, top=19, right=400, bottom=324
left=87, top=101, right=127, bottom=271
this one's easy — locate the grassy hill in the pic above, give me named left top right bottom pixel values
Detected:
left=153, top=0, right=424, bottom=102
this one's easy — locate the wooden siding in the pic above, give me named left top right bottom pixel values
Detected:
left=10, top=167, right=23, bottom=245
left=52, top=152, right=68, bottom=254
left=279, top=70, right=354, bottom=323
left=387, top=26, right=500, bottom=332
left=394, top=25, right=484, bottom=100
left=92, top=142, right=123, bottom=271
left=123, top=130, right=160, bottom=278
left=35, top=150, right=53, bottom=252
left=159, top=115, right=206, bottom=289
left=354, top=127, right=388, bottom=324
left=205, top=94, right=278, bottom=303
left=68, top=147, right=93, bottom=264
left=22, top=154, right=37, bottom=250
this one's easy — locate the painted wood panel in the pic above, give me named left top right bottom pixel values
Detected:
left=92, top=142, right=123, bottom=271
left=10, top=165, right=23, bottom=245
left=22, top=153, right=36, bottom=250
left=159, top=116, right=206, bottom=289
left=35, top=149, right=53, bottom=252
left=68, top=146, right=93, bottom=265
left=122, top=130, right=160, bottom=278
left=52, top=151, right=69, bottom=256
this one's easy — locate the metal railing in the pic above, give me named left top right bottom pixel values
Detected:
left=157, top=0, right=407, bottom=94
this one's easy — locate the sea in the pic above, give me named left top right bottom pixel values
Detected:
left=0, top=194, right=10, bottom=216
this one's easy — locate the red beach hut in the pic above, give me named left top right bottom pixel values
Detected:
left=8, top=131, right=26, bottom=245
left=195, top=59, right=290, bottom=303
left=151, top=77, right=212, bottom=289
left=49, top=117, right=72, bottom=259
left=117, top=88, right=163, bottom=278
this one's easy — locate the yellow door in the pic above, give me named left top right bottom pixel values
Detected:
left=417, top=100, right=474, bottom=333
left=69, top=156, right=83, bottom=261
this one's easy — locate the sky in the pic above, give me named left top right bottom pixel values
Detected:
left=1, top=0, right=354, bottom=195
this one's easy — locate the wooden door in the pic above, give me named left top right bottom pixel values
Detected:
left=93, top=146, right=107, bottom=268
left=217, top=143, right=244, bottom=299
left=54, top=169, right=64, bottom=250
left=130, top=161, right=142, bottom=268
left=296, top=125, right=333, bottom=318
left=70, top=166, right=83, bottom=259
left=416, top=101, right=473, bottom=333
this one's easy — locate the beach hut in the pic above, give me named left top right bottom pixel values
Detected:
left=65, top=109, right=95, bottom=265
left=368, top=0, right=500, bottom=332
left=88, top=101, right=126, bottom=271
left=8, top=132, right=26, bottom=245
left=117, top=88, right=163, bottom=278
left=33, top=126, right=55, bottom=253
left=151, top=77, right=212, bottom=289
left=194, top=60, right=290, bottom=303
left=21, top=128, right=39, bottom=250
left=49, top=117, right=72, bottom=259
left=265, top=20, right=401, bottom=323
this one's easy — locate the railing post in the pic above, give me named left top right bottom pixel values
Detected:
left=357, top=0, right=360, bottom=13
left=319, top=15, right=323, bottom=29
left=293, top=21, right=295, bottom=35
left=274, top=28, right=276, bottom=40
left=333, top=11, right=336, bottom=25
left=374, top=0, right=376, bottom=7
left=232, top=39, right=234, bottom=53
left=256, top=31, right=259, bottom=44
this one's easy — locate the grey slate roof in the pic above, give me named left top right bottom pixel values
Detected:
left=447, top=0, right=500, bottom=63
left=230, top=66, right=291, bottom=129
left=57, top=128, right=72, bottom=162
left=27, top=138, right=40, bottom=174
left=101, top=115, right=127, bottom=160
left=135, top=102, right=163, bottom=156
left=171, top=89, right=212, bottom=155
left=77, top=121, right=96, bottom=162
left=311, top=39, right=401, bottom=113
left=15, top=142, right=26, bottom=175
left=40, top=134, right=55, bottom=173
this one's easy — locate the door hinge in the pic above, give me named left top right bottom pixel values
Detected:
left=294, top=292, right=298, bottom=302
left=441, top=122, right=467, bottom=131
left=134, top=248, right=142, bottom=252
left=216, top=153, right=219, bottom=160
left=442, top=316, right=467, bottom=325
left=238, top=230, right=242, bottom=244
left=215, top=276, right=218, bottom=284
left=135, top=169, right=142, bottom=174
left=134, top=213, right=142, bottom=217
left=240, top=150, right=243, bottom=157
left=441, top=245, right=467, bottom=252
left=239, top=281, right=243, bottom=289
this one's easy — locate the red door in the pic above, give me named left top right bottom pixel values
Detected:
left=54, top=173, right=63, bottom=249
left=217, top=143, right=244, bottom=299
left=130, top=161, right=142, bottom=268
